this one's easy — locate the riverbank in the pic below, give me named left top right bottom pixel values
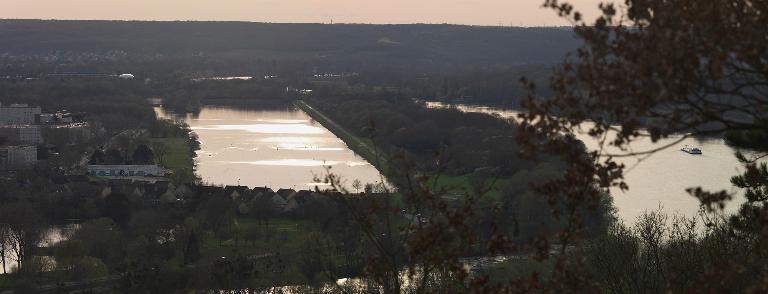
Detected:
left=296, top=100, right=510, bottom=200
left=148, top=136, right=198, bottom=183
left=294, top=100, right=390, bottom=177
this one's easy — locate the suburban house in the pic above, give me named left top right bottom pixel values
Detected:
left=87, top=164, right=167, bottom=178
left=224, top=185, right=251, bottom=200
left=276, top=188, right=296, bottom=199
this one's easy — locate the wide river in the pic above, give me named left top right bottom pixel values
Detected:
left=157, top=103, right=761, bottom=225
left=155, top=106, right=385, bottom=191
left=426, top=102, right=763, bottom=224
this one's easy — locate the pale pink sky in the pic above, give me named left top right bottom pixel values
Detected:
left=0, top=0, right=602, bottom=26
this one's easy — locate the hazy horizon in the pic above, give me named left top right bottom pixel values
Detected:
left=0, top=0, right=601, bottom=26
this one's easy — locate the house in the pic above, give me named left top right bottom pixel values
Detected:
left=284, top=190, right=317, bottom=213
left=287, top=190, right=314, bottom=204
left=224, top=185, right=250, bottom=200
left=252, top=186, right=273, bottom=195
left=86, top=165, right=166, bottom=178
left=271, top=194, right=288, bottom=210
left=140, top=181, right=175, bottom=206
left=196, top=185, right=224, bottom=198
left=251, top=186, right=274, bottom=200
left=128, top=186, right=145, bottom=200
left=174, top=184, right=194, bottom=199
left=160, top=189, right=177, bottom=204
left=276, top=188, right=296, bottom=199
left=66, top=181, right=110, bottom=198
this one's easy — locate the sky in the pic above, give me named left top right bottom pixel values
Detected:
left=0, top=0, right=602, bottom=26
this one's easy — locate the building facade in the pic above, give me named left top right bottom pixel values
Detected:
left=87, top=165, right=167, bottom=178
left=0, top=125, right=42, bottom=144
left=0, top=103, right=42, bottom=125
left=0, top=145, right=37, bottom=170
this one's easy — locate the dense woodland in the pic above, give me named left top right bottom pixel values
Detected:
left=0, top=20, right=577, bottom=74
left=307, top=87, right=539, bottom=176
left=0, top=20, right=564, bottom=108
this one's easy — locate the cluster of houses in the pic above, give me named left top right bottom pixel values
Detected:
left=86, top=164, right=167, bottom=179
left=194, top=184, right=335, bottom=214
left=50, top=175, right=189, bottom=206
left=0, top=102, right=89, bottom=170
left=50, top=174, right=337, bottom=215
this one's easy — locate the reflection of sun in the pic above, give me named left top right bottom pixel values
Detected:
left=192, top=124, right=326, bottom=134
left=260, top=136, right=324, bottom=144
left=228, top=159, right=370, bottom=167
left=272, top=143, right=344, bottom=151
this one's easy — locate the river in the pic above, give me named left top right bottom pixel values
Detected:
left=155, top=105, right=385, bottom=191
left=156, top=102, right=759, bottom=224
left=425, top=102, right=762, bottom=224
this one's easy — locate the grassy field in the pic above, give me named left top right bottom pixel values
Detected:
left=196, top=216, right=329, bottom=285
left=148, top=137, right=197, bottom=183
left=426, top=174, right=510, bottom=202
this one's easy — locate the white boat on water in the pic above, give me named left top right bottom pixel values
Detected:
left=681, top=145, right=702, bottom=154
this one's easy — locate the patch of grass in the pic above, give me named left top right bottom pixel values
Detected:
left=482, top=257, right=556, bottom=283
left=0, top=275, right=16, bottom=290
left=148, top=137, right=196, bottom=183
left=196, top=216, right=325, bottom=285
left=426, top=174, right=509, bottom=202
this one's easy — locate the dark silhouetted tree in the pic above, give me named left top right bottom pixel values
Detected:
left=103, top=193, right=132, bottom=228
left=132, top=144, right=155, bottom=164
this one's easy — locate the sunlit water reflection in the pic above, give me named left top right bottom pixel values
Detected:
left=155, top=106, right=385, bottom=190
left=2, top=225, right=76, bottom=274
left=426, top=102, right=763, bottom=224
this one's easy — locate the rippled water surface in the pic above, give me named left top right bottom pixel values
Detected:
left=156, top=106, right=385, bottom=190
left=426, top=102, right=762, bottom=224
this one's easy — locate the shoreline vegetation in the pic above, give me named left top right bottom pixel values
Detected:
left=296, top=100, right=512, bottom=201
left=294, top=100, right=390, bottom=176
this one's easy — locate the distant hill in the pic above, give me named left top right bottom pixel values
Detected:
left=0, top=20, right=579, bottom=74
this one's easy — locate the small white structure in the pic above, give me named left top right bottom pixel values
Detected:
left=39, top=113, right=55, bottom=124
left=118, top=74, right=135, bottom=80
left=87, top=165, right=166, bottom=178
left=0, top=145, right=37, bottom=170
left=39, top=112, right=74, bottom=124
left=0, top=103, right=41, bottom=125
